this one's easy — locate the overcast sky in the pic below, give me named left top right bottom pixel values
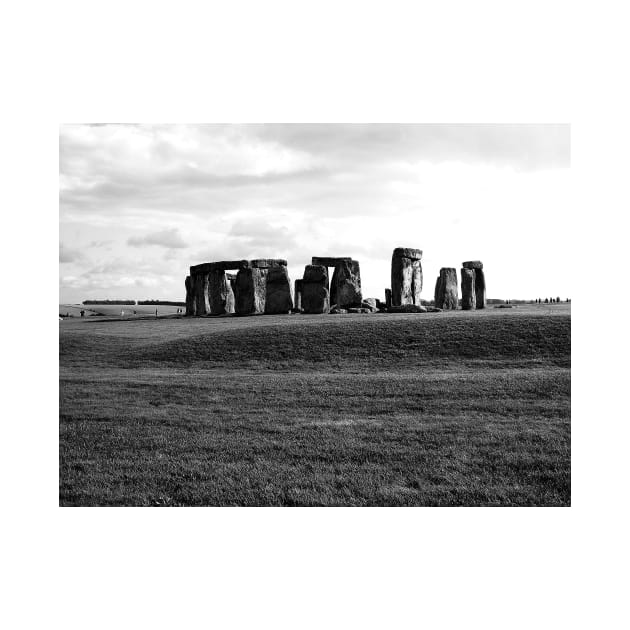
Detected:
left=59, top=123, right=570, bottom=303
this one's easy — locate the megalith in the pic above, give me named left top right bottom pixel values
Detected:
left=461, top=268, right=476, bottom=310
left=265, top=265, right=293, bottom=314
left=462, top=261, right=486, bottom=309
left=190, top=263, right=211, bottom=315
left=208, top=266, right=235, bottom=315
left=391, top=248, right=423, bottom=306
left=185, top=275, right=195, bottom=316
left=330, top=259, right=362, bottom=308
left=434, top=268, right=458, bottom=310
left=385, top=288, right=392, bottom=309
left=301, top=264, right=330, bottom=314
left=234, top=267, right=268, bottom=315
left=294, top=279, right=303, bottom=312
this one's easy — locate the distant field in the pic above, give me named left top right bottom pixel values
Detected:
left=59, top=303, right=570, bottom=506
left=59, top=303, right=183, bottom=317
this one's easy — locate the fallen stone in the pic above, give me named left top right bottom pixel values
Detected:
left=330, top=308, right=348, bottom=314
left=425, top=306, right=443, bottom=313
left=461, top=268, right=476, bottom=310
left=434, top=267, right=459, bottom=310
left=265, top=266, right=293, bottom=314
left=361, top=299, right=378, bottom=312
left=387, top=304, right=427, bottom=313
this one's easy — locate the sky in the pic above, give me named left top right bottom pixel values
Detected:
left=59, top=123, right=571, bottom=304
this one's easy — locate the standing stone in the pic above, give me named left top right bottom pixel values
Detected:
left=234, top=267, right=268, bottom=315
left=391, top=248, right=423, bottom=306
left=193, top=271, right=210, bottom=315
left=461, top=268, right=476, bottom=310
left=434, top=268, right=458, bottom=310
left=385, top=288, right=392, bottom=309
left=294, top=279, right=303, bottom=312
left=265, top=266, right=293, bottom=314
left=301, top=265, right=330, bottom=314
left=330, top=259, right=362, bottom=308
left=185, top=275, right=195, bottom=316
left=462, top=261, right=486, bottom=309
left=208, top=268, right=235, bottom=314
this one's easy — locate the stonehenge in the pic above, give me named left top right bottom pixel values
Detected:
left=184, top=251, right=487, bottom=317
left=312, top=256, right=362, bottom=309
left=301, top=264, right=330, bottom=314
left=462, top=261, right=486, bottom=309
left=434, top=268, right=459, bottom=310
left=187, top=259, right=291, bottom=316
left=391, top=248, right=423, bottom=306
left=460, top=268, right=476, bottom=310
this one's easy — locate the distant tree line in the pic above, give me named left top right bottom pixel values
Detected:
left=137, top=300, right=186, bottom=306
left=83, top=299, right=136, bottom=305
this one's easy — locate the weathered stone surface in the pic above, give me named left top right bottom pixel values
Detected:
left=265, top=266, right=293, bottom=314
left=250, top=258, right=288, bottom=268
left=461, top=268, right=476, bottom=310
left=190, top=263, right=212, bottom=275
left=434, top=267, right=458, bottom=310
left=392, top=247, right=422, bottom=260
left=462, top=260, right=483, bottom=270
left=473, top=268, right=486, bottom=309
left=330, top=308, right=348, bottom=314
left=362, top=298, right=377, bottom=311
left=234, top=267, right=267, bottom=315
left=208, top=269, right=235, bottom=314
left=330, top=259, right=362, bottom=308
left=312, top=256, right=352, bottom=268
left=426, top=306, right=443, bottom=313
left=185, top=276, right=194, bottom=316
left=192, top=271, right=210, bottom=315
left=208, top=260, right=250, bottom=271
left=294, top=279, right=303, bottom=312
left=388, top=304, right=427, bottom=313
left=303, top=264, right=328, bottom=283
left=301, top=265, right=330, bottom=314
left=391, top=249, right=423, bottom=306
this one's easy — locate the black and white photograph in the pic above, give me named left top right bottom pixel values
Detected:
left=59, top=123, right=571, bottom=507
left=5, top=1, right=628, bottom=628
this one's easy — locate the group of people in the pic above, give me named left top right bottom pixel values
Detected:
left=535, top=297, right=569, bottom=304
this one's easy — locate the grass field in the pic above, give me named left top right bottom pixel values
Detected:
left=59, top=303, right=570, bottom=506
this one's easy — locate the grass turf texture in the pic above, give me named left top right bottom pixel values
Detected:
left=59, top=304, right=570, bottom=506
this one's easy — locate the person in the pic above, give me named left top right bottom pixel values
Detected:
left=133, top=310, right=137, bottom=315
left=80, top=309, right=85, bottom=317
left=155, top=308, right=158, bottom=318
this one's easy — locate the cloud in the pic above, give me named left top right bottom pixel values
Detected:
left=127, top=228, right=187, bottom=249
left=59, top=242, right=85, bottom=263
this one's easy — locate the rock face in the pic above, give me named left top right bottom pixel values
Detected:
left=330, top=259, right=362, bottom=308
left=434, top=267, right=458, bottom=310
left=234, top=267, right=268, bottom=315
left=294, top=279, right=303, bottom=311
left=185, top=276, right=194, bottom=316
left=208, top=268, right=235, bottom=314
left=265, top=266, right=293, bottom=314
left=385, top=288, right=392, bottom=309
left=191, top=268, right=210, bottom=315
left=301, top=264, right=330, bottom=314
left=391, top=248, right=423, bottom=306
left=462, top=261, right=486, bottom=308
left=473, top=269, right=486, bottom=309
left=461, top=268, right=476, bottom=310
